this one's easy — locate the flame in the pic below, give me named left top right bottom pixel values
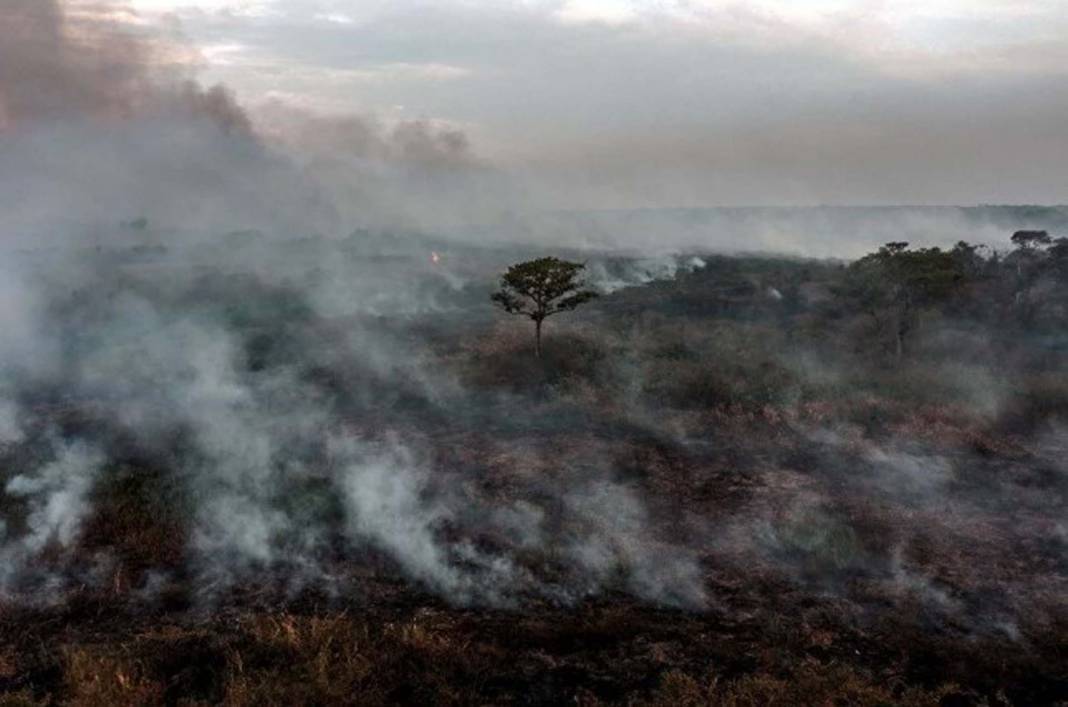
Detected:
left=431, top=251, right=441, bottom=264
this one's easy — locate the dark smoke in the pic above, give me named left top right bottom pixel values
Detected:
left=0, top=0, right=142, bottom=128
left=0, top=0, right=250, bottom=133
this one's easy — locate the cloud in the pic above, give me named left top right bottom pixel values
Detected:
left=554, top=0, right=639, bottom=25
left=131, top=0, right=1068, bottom=207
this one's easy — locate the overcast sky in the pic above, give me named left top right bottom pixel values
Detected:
left=20, top=1, right=1068, bottom=207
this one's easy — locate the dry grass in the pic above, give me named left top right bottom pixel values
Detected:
left=62, top=648, right=164, bottom=707
left=3, top=598, right=1010, bottom=706
left=1, top=612, right=511, bottom=707
left=641, top=663, right=957, bottom=707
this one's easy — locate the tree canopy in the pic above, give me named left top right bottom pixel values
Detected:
left=491, top=257, right=598, bottom=357
left=835, top=242, right=965, bottom=362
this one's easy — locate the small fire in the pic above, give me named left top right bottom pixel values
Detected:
left=431, top=251, right=441, bottom=265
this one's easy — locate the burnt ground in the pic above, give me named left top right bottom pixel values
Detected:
left=2, top=246, right=1068, bottom=705
left=2, top=408, right=1067, bottom=706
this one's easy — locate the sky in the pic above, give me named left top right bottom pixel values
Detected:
left=7, top=0, right=1068, bottom=208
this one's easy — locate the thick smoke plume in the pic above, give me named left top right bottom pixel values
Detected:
left=0, top=0, right=500, bottom=241
left=0, top=0, right=334, bottom=239
left=0, top=0, right=247, bottom=131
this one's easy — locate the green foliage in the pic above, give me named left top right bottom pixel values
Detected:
left=491, top=257, right=598, bottom=319
left=847, top=242, right=965, bottom=310
left=835, top=242, right=966, bottom=361
left=491, top=257, right=598, bottom=356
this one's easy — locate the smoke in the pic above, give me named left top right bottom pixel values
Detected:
left=0, top=0, right=329, bottom=241
left=0, top=0, right=250, bottom=132
left=256, top=102, right=471, bottom=167
left=0, top=439, right=104, bottom=595
left=0, top=0, right=146, bottom=129
left=1, top=0, right=1065, bottom=632
left=562, top=481, right=705, bottom=606
left=0, top=0, right=502, bottom=242
left=4, top=441, right=103, bottom=554
left=585, top=254, right=707, bottom=294
left=516, top=205, right=1068, bottom=258
left=6, top=1, right=1062, bottom=254
left=0, top=400, right=21, bottom=445
left=253, top=101, right=513, bottom=231
left=0, top=221, right=707, bottom=608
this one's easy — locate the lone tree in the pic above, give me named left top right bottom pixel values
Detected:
left=1010, top=230, right=1051, bottom=250
left=491, top=257, right=598, bottom=357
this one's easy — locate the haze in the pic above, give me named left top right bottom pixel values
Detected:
left=111, top=0, right=1068, bottom=207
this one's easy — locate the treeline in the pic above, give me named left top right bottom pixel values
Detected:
left=829, top=231, right=1068, bottom=363
left=566, top=230, right=1068, bottom=416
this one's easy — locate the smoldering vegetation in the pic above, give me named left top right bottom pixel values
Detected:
left=3, top=1, right=1068, bottom=703
left=0, top=233, right=712, bottom=609
left=2, top=226, right=1068, bottom=704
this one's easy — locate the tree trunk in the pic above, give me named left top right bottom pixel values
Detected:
left=893, top=296, right=911, bottom=366
left=534, top=318, right=543, bottom=358
left=893, top=311, right=910, bottom=365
